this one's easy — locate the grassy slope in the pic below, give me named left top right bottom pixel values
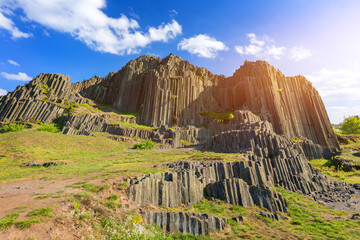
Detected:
left=0, top=131, right=244, bottom=183
left=309, top=135, right=360, bottom=184
left=0, top=130, right=359, bottom=239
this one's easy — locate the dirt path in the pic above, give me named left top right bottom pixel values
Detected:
left=0, top=174, right=106, bottom=219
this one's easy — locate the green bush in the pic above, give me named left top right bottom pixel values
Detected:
left=133, top=139, right=156, bottom=150
left=200, top=111, right=235, bottom=124
left=37, top=123, right=61, bottom=133
left=340, top=116, right=360, bottom=134
left=1, top=123, right=25, bottom=133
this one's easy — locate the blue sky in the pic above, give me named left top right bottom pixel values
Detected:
left=1, top=0, right=360, bottom=123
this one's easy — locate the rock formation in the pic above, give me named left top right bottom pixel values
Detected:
left=75, top=55, right=339, bottom=151
left=143, top=212, right=227, bottom=235
left=0, top=54, right=339, bottom=153
left=1, top=55, right=358, bottom=236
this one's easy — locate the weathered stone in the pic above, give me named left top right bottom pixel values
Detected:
left=127, top=171, right=205, bottom=207
left=0, top=55, right=339, bottom=152
left=204, top=178, right=287, bottom=212
left=74, top=55, right=338, bottom=150
left=143, top=211, right=227, bottom=235
left=204, top=178, right=254, bottom=207
left=258, top=211, right=287, bottom=220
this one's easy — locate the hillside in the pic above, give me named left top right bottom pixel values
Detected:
left=0, top=55, right=359, bottom=239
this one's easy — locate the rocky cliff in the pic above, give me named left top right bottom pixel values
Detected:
left=76, top=55, right=338, bottom=150
left=0, top=54, right=339, bottom=152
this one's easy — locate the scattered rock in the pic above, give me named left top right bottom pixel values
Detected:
left=258, top=211, right=288, bottom=220
left=231, top=216, right=244, bottom=223
left=21, top=161, right=67, bottom=167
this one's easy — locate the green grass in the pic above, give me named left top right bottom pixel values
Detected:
left=291, top=137, right=303, bottom=143
left=338, top=137, right=360, bottom=164
left=28, top=207, right=53, bottom=217
left=0, top=131, right=251, bottom=183
left=192, top=199, right=249, bottom=218
left=0, top=212, right=20, bottom=230
left=133, top=139, right=156, bottom=150
left=14, top=218, right=42, bottom=230
left=1, top=123, right=25, bottom=133
left=35, top=193, right=53, bottom=199
left=309, top=158, right=360, bottom=184
left=271, top=188, right=359, bottom=240
left=200, top=111, right=234, bottom=124
left=37, top=123, right=61, bottom=133
left=0, top=207, right=53, bottom=230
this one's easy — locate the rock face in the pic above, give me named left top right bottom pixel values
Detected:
left=217, top=61, right=339, bottom=150
left=75, top=55, right=338, bottom=150
left=127, top=110, right=357, bottom=221
left=128, top=171, right=204, bottom=207
left=0, top=55, right=338, bottom=151
left=0, top=57, right=357, bottom=235
left=143, top=212, right=227, bottom=235
left=0, top=73, right=78, bottom=123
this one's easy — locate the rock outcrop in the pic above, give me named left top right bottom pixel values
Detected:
left=74, top=55, right=338, bottom=150
left=128, top=171, right=204, bottom=207
left=143, top=212, right=227, bottom=235
left=127, top=110, right=357, bottom=220
left=0, top=55, right=339, bottom=152
left=0, top=73, right=87, bottom=123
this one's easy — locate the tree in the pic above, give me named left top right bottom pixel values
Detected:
left=339, top=116, right=360, bottom=134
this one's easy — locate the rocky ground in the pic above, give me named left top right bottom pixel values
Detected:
left=0, top=130, right=359, bottom=240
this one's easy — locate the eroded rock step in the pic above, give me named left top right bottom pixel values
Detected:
left=143, top=212, right=227, bottom=236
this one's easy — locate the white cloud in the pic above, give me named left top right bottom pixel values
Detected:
left=178, top=34, right=228, bottom=58
left=235, top=33, right=286, bottom=60
left=0, top=88, right=7, bottom=96
left=1, top=0, right=182, bottom=55
left=306, top=63, right=360, bottom=123
left=7, top=59, right=19, bottom=66
left=1, top=72, right=32, bottom=81
left=0, top=11, right=31, bottom=39
left=235, top=33, right=310, bottom=61
left=290, top=46, right=312, bottom=61
left=149, top=20, right=182, bottom=42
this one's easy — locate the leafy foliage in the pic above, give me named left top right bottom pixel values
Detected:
left=37, top=123, right=61, bottom=133
left=200, top=111, right=235, bottom=124
left=133, top=139, right=156, bottom=150
left=1, top=122, right=25, bottom=133
left=340, top=116, right=360, bottom=134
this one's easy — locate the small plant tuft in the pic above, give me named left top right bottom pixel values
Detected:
left=133, top=139, right=156, bottom=150
left=1, top=122, right=25, bottom=133
left=37, top=123, right=61, bottom=133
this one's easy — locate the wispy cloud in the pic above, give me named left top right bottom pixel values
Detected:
left=7, top=59, right=19, bottom=66
left=178, top=34, right=228, bottom=58
left=0, top=11, right=31, bottom=39
left=306, top=63, right=360, bottom=123
left=0, top=88, right=7, bottom=96
left=1, top=72, right=32, bottom=81
left=0, top=0, right=182, bottom=55
left=169, top=9, right=178, bottom=17
left=290, top=46, right=312, bottom=62
left=235, top=33, right=311, bottom=61
left=235, top=34, right=286, bottom=60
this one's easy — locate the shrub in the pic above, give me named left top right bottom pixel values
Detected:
left=339, top=116, right=360, bottom=134
left=1, top=123, right=25, bottom=133
left=200, top=111, right=235, bottom=124
left=100, top=216, right=167, bottom=240
left=37, top=123, right=61, bottom=133
left=133, top=139, right=156, bottom=150
left=291, top=138, right=303, bottom=143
